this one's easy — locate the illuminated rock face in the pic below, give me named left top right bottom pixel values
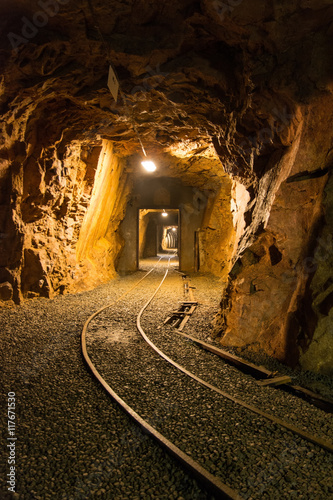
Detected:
left=0, top=0, right=332, bottom=372
left=76, top=140, right=130, bottom=289
left=0, top=139, right=99, bottom=302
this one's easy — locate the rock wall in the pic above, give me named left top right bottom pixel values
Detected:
left=0, top=136, right=129, bottom=303
left=0, top=138, right=93, bottom=302
left=215, top=96, right=333, bottom=374
left=197, top=178, right=235, bottom=280
left=1, top=0, right=333, bottom=373
left=76, top=140, right=130, bottom=289
left=299, top=173, right=333, bottom=375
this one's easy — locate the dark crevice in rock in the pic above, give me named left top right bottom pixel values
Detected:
left=318, top=291, right=333, bottom=316
left=268, top=244, right=282, bottom=266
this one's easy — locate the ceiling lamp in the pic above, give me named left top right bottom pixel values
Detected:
left=141, top=160, right=157, bottom=172
left=162, top=209, right=168, bottom=217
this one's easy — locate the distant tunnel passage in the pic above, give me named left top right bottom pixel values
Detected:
left=139, top=209, right=179, bottom=268
left=162, top=227, right=178, bottom=250
left=117, top=177, right=222, bottom=275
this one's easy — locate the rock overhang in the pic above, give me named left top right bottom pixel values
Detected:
left=1, top=0, right=333, bottom=373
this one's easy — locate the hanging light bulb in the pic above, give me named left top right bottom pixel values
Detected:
left=162, top=209, right=168, bottom=217
left=137, top=131, right=156, bottom=171
left=141, top=160, right=156, bottom=172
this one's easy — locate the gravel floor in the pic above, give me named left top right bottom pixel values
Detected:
left=1, top=257, right=332, bottom=500
left=0, top=266, right=213, bottom=500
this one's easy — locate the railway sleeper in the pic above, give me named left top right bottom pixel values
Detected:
left=176, top=331, right=333, bottom=413
left=164, top=303, right=197, bottom=331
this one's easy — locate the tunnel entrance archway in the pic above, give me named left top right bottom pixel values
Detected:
left=117, top=177, right=209, bottom=274
left=138, top=209, right=179, bottom=269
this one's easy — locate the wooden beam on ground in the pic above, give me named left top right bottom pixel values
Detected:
left=175, top=332, right=333, bottom=413
left=286, top=385, right=333, bottom=413
left=178, top=305, right=197, bottom=331
left=257, top=375, right=292, bottom=387
left=176, top=332, right=273, bottom=378
left=172, top=311, right=193, bottom=315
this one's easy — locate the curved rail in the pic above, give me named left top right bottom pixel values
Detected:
left=136, top=271, right=333, bottom=454
left=82, top=260, right=242, bottom=500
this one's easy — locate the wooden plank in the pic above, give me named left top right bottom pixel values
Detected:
left=290, top=384, right=332, bottom=402
left=257, top=375, right=292, bottom=387
left=137, top=314, right=333, bottom=453
left=178, top=305, right=197, bottom=331
left=183, top=280, right=195, bottom=302
left=178, top=314, right=192, bottom=331
left=174, top=332, right=333, bottom=412
left=171, top=311, right=192, bottom=316
left=287, top=385, right=333, bottom=413
left=176, top=332, right=273, bottom=378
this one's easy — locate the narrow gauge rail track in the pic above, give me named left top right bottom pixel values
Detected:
left=137, top=267, right=333, bottom=454
left=82, top=257, right=333, bottom=499
left=174, top=330, right=333, bottom=413
left=82, top=256, right=241, bottom=500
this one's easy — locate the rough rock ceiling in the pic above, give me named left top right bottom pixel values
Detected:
left=1, top=1, right=333, bottom=373
left=1, top=0, right=332, bottom=176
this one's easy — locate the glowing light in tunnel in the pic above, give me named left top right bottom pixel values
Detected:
left=141, top=160, right=156, bottom=172
left=162, top=209, right=168, bottom=217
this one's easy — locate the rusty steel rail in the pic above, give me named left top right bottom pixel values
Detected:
left=174, top=332, right=333, bottom=413
left=193, top=336, right=333, bottom=411
left=82, top=258, right=242, bottom=500
left=137, top=272, right=333, bottom=455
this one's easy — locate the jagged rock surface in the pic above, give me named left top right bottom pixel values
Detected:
left=0, top=0, right=332, bottom=372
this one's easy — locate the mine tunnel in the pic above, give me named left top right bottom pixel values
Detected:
left=1, top=1, right=333, bottom=499
left=138, top=209, right=179, bottom=263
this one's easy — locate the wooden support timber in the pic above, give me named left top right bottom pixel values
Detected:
left=164, top=302, right=197, bottom=330
left=164, top=276, right=198, bottom=330
left=257, top=375, right=292, bottom=387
